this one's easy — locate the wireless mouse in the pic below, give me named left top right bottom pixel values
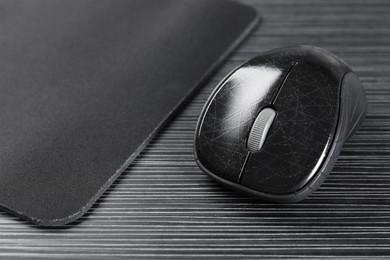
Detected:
left=194, top=45, right=367, bottom=202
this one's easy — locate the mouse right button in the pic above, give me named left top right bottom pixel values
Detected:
left=240, top=61, right=341, bottom=194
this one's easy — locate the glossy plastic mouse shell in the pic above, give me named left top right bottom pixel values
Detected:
left=194, top=46, right=367, bottom=202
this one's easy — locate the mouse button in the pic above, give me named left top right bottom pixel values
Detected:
left=195, top=64, right=287, bottom=183
left=240, top=63, right=341, bottom=194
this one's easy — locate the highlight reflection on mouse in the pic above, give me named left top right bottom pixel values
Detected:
left=195, top=45, right=367, bottom=202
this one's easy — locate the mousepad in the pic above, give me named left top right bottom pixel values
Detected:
left=0, top=0, right=258, bottom=226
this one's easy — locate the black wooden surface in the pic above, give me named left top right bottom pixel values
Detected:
left=1, top=0, right=389, bottom=258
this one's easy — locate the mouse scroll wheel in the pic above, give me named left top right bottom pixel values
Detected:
left=247, top=107, right=276, bottom=152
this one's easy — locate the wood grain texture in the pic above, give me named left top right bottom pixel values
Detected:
left=1, top=0, right=389, bottom=258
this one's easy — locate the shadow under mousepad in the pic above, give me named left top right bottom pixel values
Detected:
left=0, top=0, right=258, bottom=226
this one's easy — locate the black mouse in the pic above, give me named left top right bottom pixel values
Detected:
left=194, top=45, right=367, bottom=202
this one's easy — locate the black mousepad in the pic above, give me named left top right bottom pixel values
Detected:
left=0, top=0, right=258, bottom=226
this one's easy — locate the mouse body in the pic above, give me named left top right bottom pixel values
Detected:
left=194, top=45, right=367, bottom=202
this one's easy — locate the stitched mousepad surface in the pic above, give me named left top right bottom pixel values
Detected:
left=0, top=0, right=258, bottom=226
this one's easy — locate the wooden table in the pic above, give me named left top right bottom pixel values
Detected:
left=1, top=0, right=389, bottom=258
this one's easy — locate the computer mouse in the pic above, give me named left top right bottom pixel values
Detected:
left=194, top=45, right=367, bottom=202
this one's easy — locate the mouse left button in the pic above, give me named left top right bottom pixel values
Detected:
left=195, top=64, right=286, bottom=183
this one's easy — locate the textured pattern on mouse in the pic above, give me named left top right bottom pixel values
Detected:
left=195, top=45, right=367, bottom=202
left=195, top=52, right=293, bottom=183
left=241, top=59, right=340, bottom=194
